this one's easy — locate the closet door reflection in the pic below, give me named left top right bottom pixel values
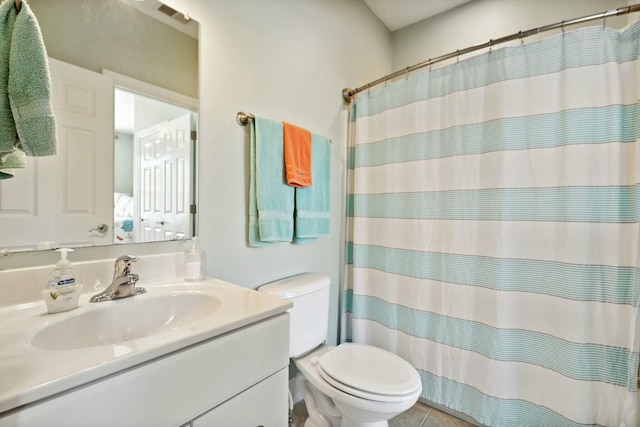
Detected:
left=134, top=104, right=194, bottom=243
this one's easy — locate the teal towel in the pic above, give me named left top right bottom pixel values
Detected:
left=249, top=116, right=294, bottom=246
left=248, top=118, right=268, bottom=246
left=294, top=134, right=331, bottom=241
left=0, top=0, right=57, bottom=158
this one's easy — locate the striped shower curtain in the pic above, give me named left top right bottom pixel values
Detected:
left=344, top=20, right=640, bottom=427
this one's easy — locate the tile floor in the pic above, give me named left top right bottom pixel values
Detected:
left=292, top=400, right=476, bottom=427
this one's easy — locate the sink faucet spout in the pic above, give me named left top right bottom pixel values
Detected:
left=90, top=255, right=146, bottom=302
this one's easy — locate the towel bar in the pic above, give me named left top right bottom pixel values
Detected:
left=236, top=112, right=332, bottom=143
left=236, top=112, right=255, bottom=126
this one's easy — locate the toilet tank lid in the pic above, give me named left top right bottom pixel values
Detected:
left=259, top=273, right=330, bottom=298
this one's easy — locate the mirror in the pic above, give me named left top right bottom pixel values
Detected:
left=0, top=0, right=198, bottom=253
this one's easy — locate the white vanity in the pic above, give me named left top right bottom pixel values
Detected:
left=0, top=254, right=292, bottom=427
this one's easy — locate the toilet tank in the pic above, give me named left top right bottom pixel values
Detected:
left=259, top=273, right=330, bottom=358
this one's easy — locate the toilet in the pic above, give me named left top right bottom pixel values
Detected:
left=259, top=273, right=422, bottom=427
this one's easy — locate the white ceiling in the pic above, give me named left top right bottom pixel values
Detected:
left=364, top=0, right=473, bottom=31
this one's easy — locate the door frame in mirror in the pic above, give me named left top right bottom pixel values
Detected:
left=107, top=70, right=199, bottom=246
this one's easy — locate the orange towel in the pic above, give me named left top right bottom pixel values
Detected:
left=283, top=121, right=312, bottom=188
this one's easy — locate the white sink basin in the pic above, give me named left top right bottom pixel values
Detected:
left=0, top=273, right=292, bottom=415
left=31, top=293, right=222, bottom=350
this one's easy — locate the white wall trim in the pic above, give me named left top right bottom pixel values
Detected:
left=103, top=69, right=198, bottom=110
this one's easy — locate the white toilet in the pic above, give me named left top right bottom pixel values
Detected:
left=259, top=273, right=422, bottom=427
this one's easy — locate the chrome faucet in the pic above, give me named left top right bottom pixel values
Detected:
left=90, top=255, right=146, bottom=302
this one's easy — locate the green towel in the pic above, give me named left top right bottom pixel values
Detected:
left=0, top=0, right=57, bottom=159
left=0, top=147, right=25, bottom=179
left=0, top=0, right=19, bottom=157
left=249, top=116, right=295, bottom=246
left=294, top=134, right=331, bottom=242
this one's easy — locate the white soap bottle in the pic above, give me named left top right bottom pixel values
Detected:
left=184, top=237, right=205, bottom=281
left=42, top=248, right=84, bottom=314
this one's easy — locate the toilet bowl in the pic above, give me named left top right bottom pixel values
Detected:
left=295, top=344, right=422, bottom=427
left=259, top=273, right=422, bottom=427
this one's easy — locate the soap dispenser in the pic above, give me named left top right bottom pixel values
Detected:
left=42, top=248, right=84, bottom=314
left=184, top=237, right=205, bottom=281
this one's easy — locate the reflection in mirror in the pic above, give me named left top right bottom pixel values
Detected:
left=0, top=0, right=198, bottom=253
left=114, top=89, right=196, bottom=245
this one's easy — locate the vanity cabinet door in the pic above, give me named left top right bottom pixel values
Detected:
left=192, top=368, right=288, bottom=427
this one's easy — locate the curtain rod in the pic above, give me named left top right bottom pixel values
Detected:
left=342, top=3, right=640, bottom=102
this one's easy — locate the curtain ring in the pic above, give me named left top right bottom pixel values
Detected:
left=489, top=39, right=493, bottom=53
left=602, top=15, right=606, bottom=29
left=519, top=30, right=524, bottom=46
left=561, top=20, right=565, bottom=35
left=456, top=49, right=460, bottom=62
left=429, top=59, right=432, bottom=71
left=405, top=66, right=410, bottom=80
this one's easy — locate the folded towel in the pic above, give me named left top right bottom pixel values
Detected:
left=1, top=0, right=57, bottom=158
left=249, top=116, right=295, bottom=246
left=283, top=121, right=312, bottom=188
left=0, top=147, right=25, bottom=166
left=0, top=147, right=25, bottom=179
left=294, top=134, right=331, bottom=242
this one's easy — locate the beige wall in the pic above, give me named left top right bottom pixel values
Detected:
left=29, top=0, right=198, bottom=98
left=163, top=0, right=391, bottom=344
left=391, top=0, right=631, bottom=72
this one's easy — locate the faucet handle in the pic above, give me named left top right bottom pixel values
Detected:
left=114, top=255, right=138, bottom=278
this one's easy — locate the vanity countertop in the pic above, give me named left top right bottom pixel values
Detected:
left=0, top=277, right=291, bottom=414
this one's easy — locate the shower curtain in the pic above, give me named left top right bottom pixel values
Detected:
left=344, top=20, right=640, bottom=427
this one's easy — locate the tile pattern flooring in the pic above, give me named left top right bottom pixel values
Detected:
left=292, top=400, right=475, bottom=427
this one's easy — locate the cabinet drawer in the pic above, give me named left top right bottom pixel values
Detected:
left=192, top=368, right=289, bottom=427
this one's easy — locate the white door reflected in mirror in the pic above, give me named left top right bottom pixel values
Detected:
left=0, top=58, right=114, bottom=251
left=135, top=111, right=194, bottom=243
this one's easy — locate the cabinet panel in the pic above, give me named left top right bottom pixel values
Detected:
left=192, top=369, right=288, bottom=427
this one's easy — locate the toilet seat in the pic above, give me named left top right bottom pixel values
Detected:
left=316, top=343, right=421, bottom=402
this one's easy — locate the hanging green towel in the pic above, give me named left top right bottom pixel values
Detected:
left=0, top=0, right=19, bottom=158
left=0, top=0, right=57, bottom=160
left=249, top=116, right=295, bottom=246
